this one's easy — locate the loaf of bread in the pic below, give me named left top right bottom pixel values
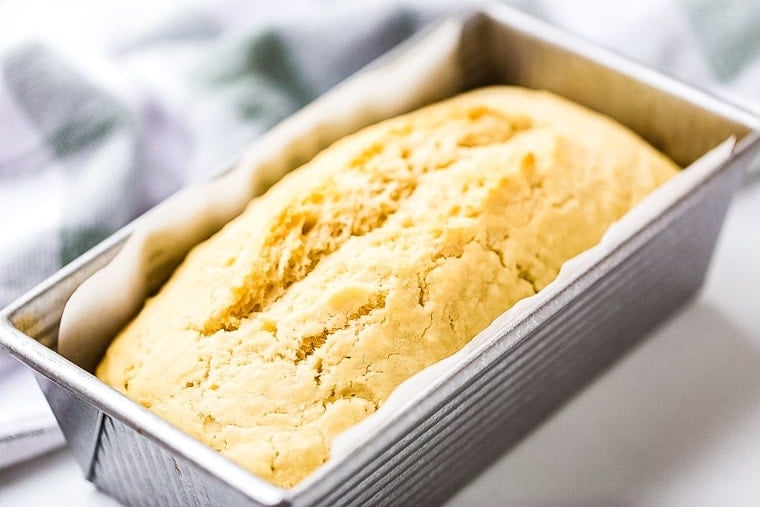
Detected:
left=96, top=86, right=678, bottom=487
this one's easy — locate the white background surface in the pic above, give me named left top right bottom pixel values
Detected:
left=1, top=173, right=759, bottom=506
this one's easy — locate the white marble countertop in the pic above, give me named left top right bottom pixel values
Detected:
left=2, top=176, right=759, bottom=506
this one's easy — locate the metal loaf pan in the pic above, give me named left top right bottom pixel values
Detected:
left=2, top=4, right=759, bottom=506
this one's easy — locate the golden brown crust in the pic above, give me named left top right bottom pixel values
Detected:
left=96, top=86, right=678, bottom=487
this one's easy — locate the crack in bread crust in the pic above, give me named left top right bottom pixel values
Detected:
left=199, top=106, right=533, bottom=335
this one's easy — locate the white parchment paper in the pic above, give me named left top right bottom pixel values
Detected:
left=57, top=17, right=735, bottom=489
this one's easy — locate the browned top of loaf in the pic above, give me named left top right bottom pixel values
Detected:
left=96, top=86, right=678, bottom=487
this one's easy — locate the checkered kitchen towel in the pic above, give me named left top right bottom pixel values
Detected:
left=0, top=0, right=759, bottom=465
